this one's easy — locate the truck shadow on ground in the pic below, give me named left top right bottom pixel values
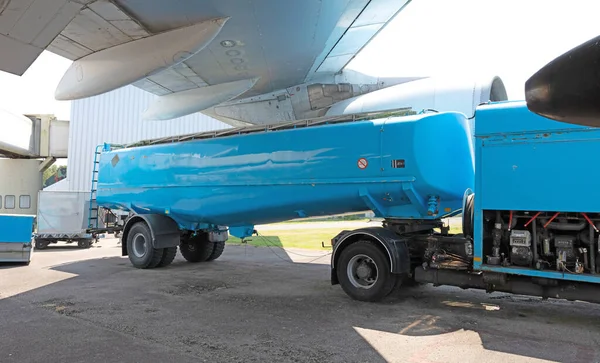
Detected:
left=2, top=246, right=600, bottom=362
left=0, top=261, right=29, bottom=269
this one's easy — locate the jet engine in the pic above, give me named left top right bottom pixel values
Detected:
left=203, top=75, right=508, bottom=127
left=324, top=76, right=508, bottom=119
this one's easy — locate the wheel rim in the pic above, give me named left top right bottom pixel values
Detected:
left=132, top=233, right=147, bottom=258
left=346, top=254, right=379, bottom=289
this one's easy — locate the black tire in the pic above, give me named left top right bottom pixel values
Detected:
left=336, top=240, right=397, bottom=302
left=35, top=239, right=49, bottom=250
left=157, top=247, right=178, bottom=267
left=114, top=231, right=121, bottom=238
left=78, top=239, right=91, bottom=249
left=126, top=222, right=164, bottom=269
left=179, top=234, right=214, bottom=262
left=206, top=241, right=225, bottom=261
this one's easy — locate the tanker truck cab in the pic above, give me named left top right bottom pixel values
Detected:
left=330, top=99, right=600, bottom=304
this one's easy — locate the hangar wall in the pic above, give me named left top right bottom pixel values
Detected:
left=67, top=85, right=230, bottom=192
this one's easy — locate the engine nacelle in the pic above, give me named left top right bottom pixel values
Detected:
left=325, top=76, right=508, bottom=119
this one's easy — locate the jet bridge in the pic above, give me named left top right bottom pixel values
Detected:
left=0, top=108, right=68, bottom=170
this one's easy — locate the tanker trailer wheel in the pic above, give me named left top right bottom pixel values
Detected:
left=179, top=233, right=214, bottom=263
left=156, top=247, right=178, bottom=267
left=337, top=240, right=397, bottom=302
left=206, top=241, right=225, bottom=261
left=126, top=222, right=165, bottom=269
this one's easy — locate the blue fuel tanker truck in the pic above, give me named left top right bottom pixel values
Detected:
left=93, top=101, right=600, bottom=303
left=95, top=37, right=600, bottom=303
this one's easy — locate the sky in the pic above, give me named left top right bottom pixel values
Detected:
left=349, top=0, right=600, bottom=99
left=0, top=0, right=599, bottom=120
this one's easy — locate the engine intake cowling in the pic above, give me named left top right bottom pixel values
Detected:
left=325, top=76, right=508, bottom=119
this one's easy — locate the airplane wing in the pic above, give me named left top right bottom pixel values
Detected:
left=0, top=0, right=411, bottom=105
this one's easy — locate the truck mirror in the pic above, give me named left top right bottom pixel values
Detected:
left=525, top=34, right=600, bottom=127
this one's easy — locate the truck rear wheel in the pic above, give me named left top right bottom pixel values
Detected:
left=336, top=240, right=397, bottom=302
left=206, top=241, right=225, bottom=261
left=157, top=247, right=177, bottom=267
left=179, top=234, right=214, bottom=262
left=126, top=222, right=164, bottom=269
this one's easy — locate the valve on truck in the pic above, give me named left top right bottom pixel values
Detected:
left=487, top=222, right=503, bottom=265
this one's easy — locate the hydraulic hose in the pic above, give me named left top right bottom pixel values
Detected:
left=539, top=219, right=587, bottom=231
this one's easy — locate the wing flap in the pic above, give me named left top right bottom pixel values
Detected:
left=62, top=8, right=134, bottom=52
left=0, top=0, right=84, bottom=75
left=43, top=1, right=151, bottom=62
left=87, top=1, right=131, bottom=21
left=87, top=1, right=149, bottom=39
left=9, top=0, right=75, bottom=44
left=131, top=79, right=172, bottom=96
left=47, top=34, right=92, bottom=59
left=0, top=34, right=42, bottom=75
left=147, top=68, right=201, bottom=93
left=108, top=19, right=149, bottom=39
left=30, top=1, right=82, bottom=48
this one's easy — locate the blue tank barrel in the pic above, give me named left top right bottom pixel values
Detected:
left=96, top=111, right=474, bottom=237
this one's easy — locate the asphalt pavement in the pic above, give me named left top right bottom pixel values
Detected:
left=1, top=233, right=599, bottom=363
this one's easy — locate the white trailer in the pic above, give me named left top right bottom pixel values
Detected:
left=34, top=190, right=101, bottom=249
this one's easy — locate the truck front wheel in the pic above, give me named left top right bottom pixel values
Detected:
left=336, top=240, right=397, bottom=302
left=126, top=222, right=164, bottom=269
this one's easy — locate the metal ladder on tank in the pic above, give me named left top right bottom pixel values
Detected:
left=88, top=143, right=126, bottom=231
left=88, top=144, right=103, bottom=229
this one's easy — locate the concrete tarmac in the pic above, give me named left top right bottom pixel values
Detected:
left=1, top=236, right=600, bottom=363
